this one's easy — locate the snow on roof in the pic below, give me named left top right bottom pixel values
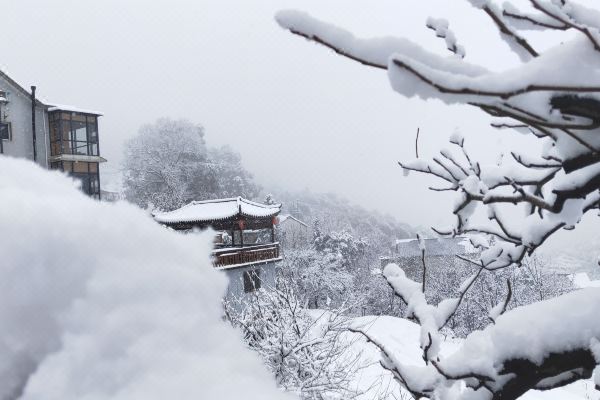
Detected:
left=569, top=273, right=600, bottom=289
left=278, top=214, right=308, bottom=227
left=154, top=197, right=281, bottom=224
left=394, top=236, right=477, bottom=258
left=47, top=104, right=103, bottom=116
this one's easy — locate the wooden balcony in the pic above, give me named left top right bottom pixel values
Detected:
left=212, top=242, right=281, bottom=268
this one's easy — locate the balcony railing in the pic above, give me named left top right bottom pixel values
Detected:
left=212, top=242, right=281, bottom=268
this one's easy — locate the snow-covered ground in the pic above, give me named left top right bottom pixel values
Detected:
left=342, top=315, right=598, bottom=400
left=0, top=157, right=289, bottom=400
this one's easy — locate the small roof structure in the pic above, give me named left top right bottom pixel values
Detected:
left=394, top=236, right=477, bottom=258
left=154, top=197, right=281, bottom=228
left=278, top=214, right=308, bottom=227
left=47, top=104, right=104, bottom=116
left=569, top=272, right=600, bottom=289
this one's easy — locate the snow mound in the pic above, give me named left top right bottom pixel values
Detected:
left=0, top=157, right=289, bottom=400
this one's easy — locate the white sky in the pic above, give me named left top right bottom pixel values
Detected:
left=0, top=0, right=594, bottom=231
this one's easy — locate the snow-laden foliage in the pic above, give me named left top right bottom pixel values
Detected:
left=0, top=157, right=288, bottom=400
left=277, top=1, right=600, bottom=398
left=283, top=247, right=353, bottom=309
left=224, top=276, right=362, bottom=399
left=399, top=252, right=574, bottom=337
left=283, top=225, right=405, bottom=316
left=123, top=118, right=259, bottom=211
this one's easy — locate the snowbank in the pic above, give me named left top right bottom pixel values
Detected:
left=0, top=157, right=290, bottom=400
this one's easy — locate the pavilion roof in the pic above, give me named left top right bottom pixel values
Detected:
left=153, top=197, right=281, bottom=225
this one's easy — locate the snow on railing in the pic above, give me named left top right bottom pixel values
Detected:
left=213, top=243, right=281, bottom=268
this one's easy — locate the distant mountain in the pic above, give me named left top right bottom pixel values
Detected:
left=268, top=188, right=413, bottom=255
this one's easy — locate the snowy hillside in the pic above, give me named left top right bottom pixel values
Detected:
left=0, top=157, right=289, bottom=400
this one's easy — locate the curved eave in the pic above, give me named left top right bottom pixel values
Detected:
left=156, top=210, right=280, bottom=226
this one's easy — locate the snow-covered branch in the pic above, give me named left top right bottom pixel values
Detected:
left=277, top=2, right=600, bottom=397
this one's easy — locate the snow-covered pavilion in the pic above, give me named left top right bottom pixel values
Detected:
left=154, top=197, right=283, bottom=298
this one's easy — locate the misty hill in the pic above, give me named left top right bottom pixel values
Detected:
left=269, top=188, right=413, bottom=254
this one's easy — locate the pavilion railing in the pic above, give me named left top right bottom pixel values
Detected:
left=212, top=242, right=280, bottom=268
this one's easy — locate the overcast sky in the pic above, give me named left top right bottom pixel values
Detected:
left=1, top=0, right=595, bottom=231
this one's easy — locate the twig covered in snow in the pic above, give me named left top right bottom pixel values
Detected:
left=224, top=275, right=364, bottom=399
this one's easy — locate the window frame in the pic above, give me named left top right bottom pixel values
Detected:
left=243, top=269, right=261, bottom=293
left=49, top=111, right=100, bottom=157
left=0, top=121, right=12, bottom=141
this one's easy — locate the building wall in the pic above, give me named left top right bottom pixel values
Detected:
left=279, top=219, right=309, bottom=249
left=394, top=255, right=466, bottom=282
left=0, top=75, right=48, bottom=167
left=222, top=260, right=280, bottom=310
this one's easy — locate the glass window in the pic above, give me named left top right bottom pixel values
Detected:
left=0, top=122, right=11, bottom=140
left=90, top=175, right=99, bottom=193
left=87, top=121, right=98, bottom=143
left=52, top=112, right=100, bottom=157
left=73, top=120, right=87, bottom=142
left=74, top=141, right=88, bottom=155
left=89, top=142, right=98, bottom=156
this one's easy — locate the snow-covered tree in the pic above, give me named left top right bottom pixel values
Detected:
left=282, top=247, right=354, bottom=309
left=224, top=275, right=362, bottom=399
left=206, top=145, right=261, bottom=200
left=123, top=118, right=206, bottom=211
left=123, top=119, right=260, bottom=211
left=277, top=2, right=600, bottom=398
left=450, top=254, right=575, bottom=337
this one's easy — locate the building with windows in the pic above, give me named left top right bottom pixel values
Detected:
left=381, top=236, right=479, bottom=281
left=278, top=214, right=309, bottom=250
left=153, top=197, right=283, bottom=302
left=0, top=70, right=105, bottom=198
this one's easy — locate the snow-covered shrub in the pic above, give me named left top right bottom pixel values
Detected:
left=0, top=157, right=288, bottom=400
left=282, top=232, right=359, bottom=310
left=277, top=1, right=600, bottom=398
left=224, top=275, right=361, bottom=399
